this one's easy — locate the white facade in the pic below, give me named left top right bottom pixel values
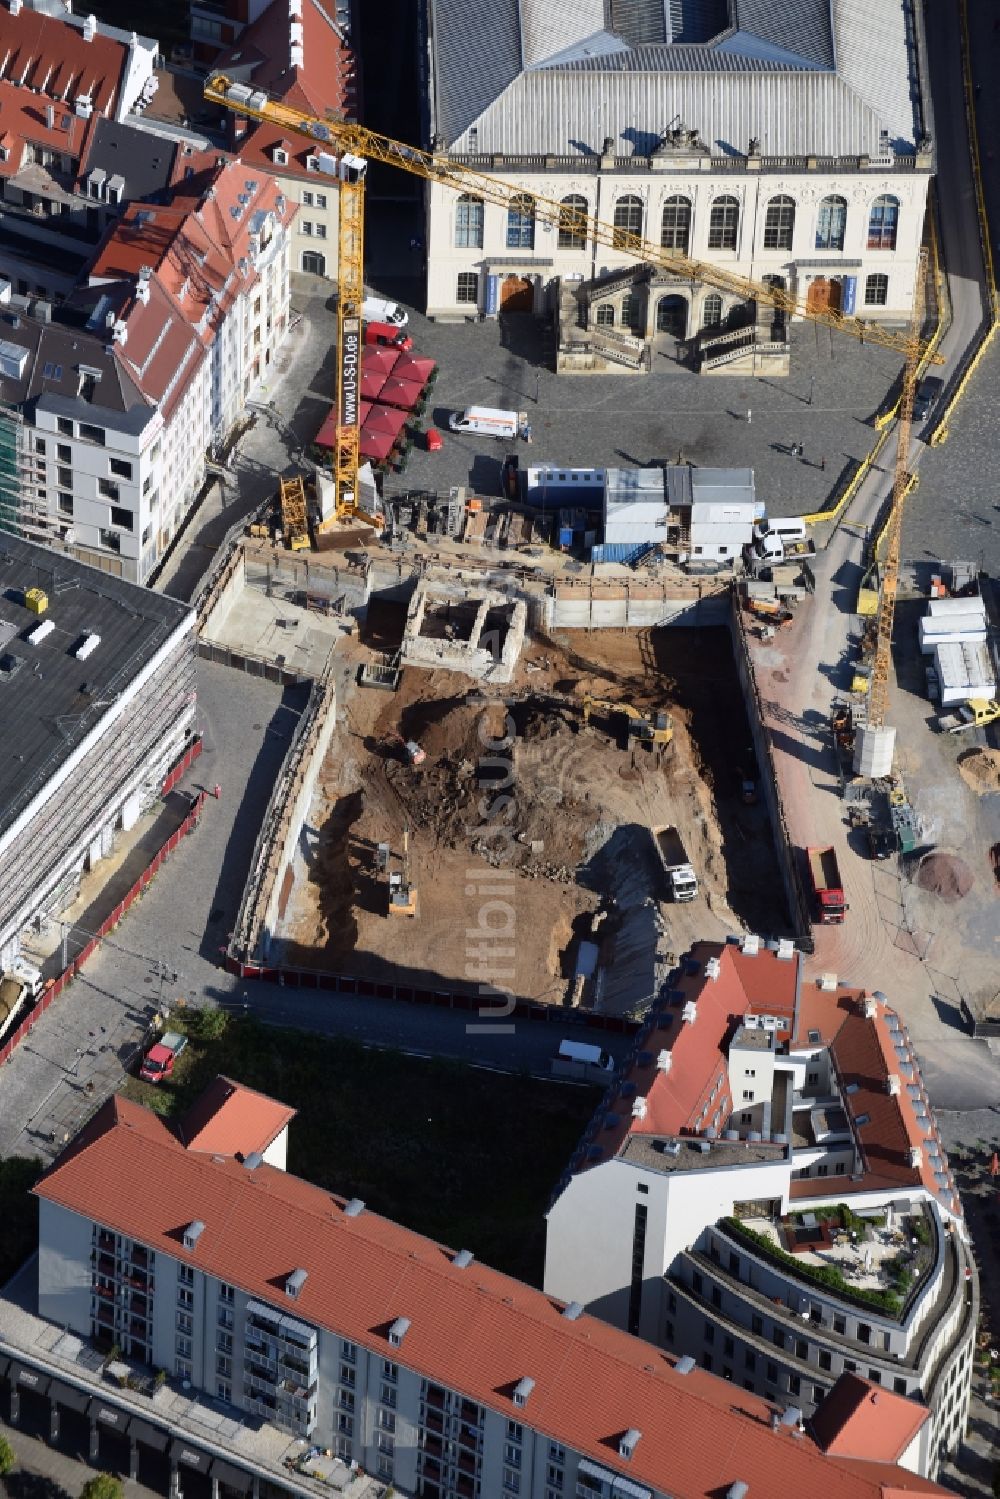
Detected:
left=425, top=164, right=931, bottom=328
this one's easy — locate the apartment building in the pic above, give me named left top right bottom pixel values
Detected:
left=0, top=152, right=294, bottom=580
left=543, top=940, right=976, bottom=1478
left=209, top=0, right=359, bottom=278
left=0, top=533, right=194, bottom=968
left=26, top=1073, right=954, bottom=1499
left=424, top=0, right=932, bottom=351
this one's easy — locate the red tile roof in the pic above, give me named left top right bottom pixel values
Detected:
left=0, top=7, right=128, bottom=119
left=0, top=78, right=90, bottom=177
left=216, top=0, right=355, bottom=119
left=577, top=942, right=799, bottom=1169
left=33, top=1088, right=948, bottom=1499
left=810, top=1373, right=929, bottom=1462
left=791, top=990, right=960, bottom=1217
left=179, top=1075, right=296, bottom=1157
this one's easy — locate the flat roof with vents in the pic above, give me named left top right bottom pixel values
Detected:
left=0, top=536, right=193, bottom=846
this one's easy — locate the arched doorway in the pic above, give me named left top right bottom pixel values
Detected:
left=500, top=275, right=533, bottom=311
left=806, top=277, right=841, bottom=315
left=656, top=294, right=687, bottom=337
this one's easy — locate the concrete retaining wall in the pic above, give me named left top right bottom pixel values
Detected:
left=231, top=659, right=338, bottom=965
left=544, top=589, right=730, bottom=631
left=728, top=597, right=814, bottom=951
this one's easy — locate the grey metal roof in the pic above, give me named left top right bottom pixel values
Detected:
left=0, top=305, right=149, bottom=425
left=84, top=119, right=177, bottom=205
left=522, top=0, right=605, bottom=66
left=0, top=536, right=192, bottom=841
left=432, top=0, right=920, bottom=155
left=430, top=0, right=523, bottom=147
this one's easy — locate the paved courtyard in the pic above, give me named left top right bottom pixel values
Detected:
left=368, top=295, right=903, bottom=521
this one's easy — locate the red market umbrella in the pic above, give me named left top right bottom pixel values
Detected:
left=315, top=401, right=372, bottom=448
left=377, top=375, right=423, bottom=411
left=358, top=426, right=395, bottom=463
left=390, top=353, right=436, bottom=386
left=361, top=367, right=389, bottom=401
left=362, top=402, right=408, bottom=441
left=362, top=346, right=401, bottom=379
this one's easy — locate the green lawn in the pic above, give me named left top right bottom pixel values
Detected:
left=122, top=1014, right=597, bottom=1286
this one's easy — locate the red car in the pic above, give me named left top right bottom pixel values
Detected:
left=365, top=320, right=413, bottom=352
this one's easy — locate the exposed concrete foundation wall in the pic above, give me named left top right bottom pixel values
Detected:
left=543, top=589, right=730, bottom=631
left=231, top=660, right=338, bottom=965
left=198, top=542, right=246, bottom=639
left=401, top=582, right=527, bottom=682
left=728, top=599, right=814, bottom=951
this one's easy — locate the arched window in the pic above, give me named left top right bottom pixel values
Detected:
left=708, top=196, right=739, bottom=251
left=661, top=195, right=692, bottom=254
left=621, top=292, right=640, bottom=330
left=454, top=194, right=484, bottom=249
left=865, top=272, right=889, bottom=306
left=595, top=303, right=615, bottom=326
left=763, top=195, right=795, bottom=252
left=868, top=195, right=899, bottom=251
left=506, top=194, right=535, bottom=250
left=815, top=195, right=847, bottom=251
left=613, top=194, right=644, bottom=250
left=702, top=293, right=723, bottom=328
left=558, top=194, right=588, bottom=249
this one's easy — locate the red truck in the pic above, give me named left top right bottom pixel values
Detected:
left=806, top=845, right=848, bottom=924
left=139, top=1030, right=188, bottom=1084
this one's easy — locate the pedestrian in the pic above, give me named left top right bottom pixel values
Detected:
left=522, top=422, right=533, bottom=444
left=213, top=783, right=222, bottom=799
left=821, top=455, right=826, bottom=472
left=746, top=408, right=752, bottom=425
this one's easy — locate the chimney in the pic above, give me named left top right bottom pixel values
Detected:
left=704, top=957, right=721, bottom=981
left=909, top=1145, right=922, bottom=1168
left=10, top=0, right=22, bottom=15
left=862, top=996, right=878, bottom=1019
left=46, top=103, right=55, bottom=130
left=886, top=1074, right=901, bottom=1096
left=631, top=1096, right=647, bottom=1121
left=83, top=13, right=97, bottom=41
left=656, top=1049, right=672, bottom=1073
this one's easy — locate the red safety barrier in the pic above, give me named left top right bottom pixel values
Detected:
left=162, top=736, right=204, bottom=797
left=0, top=791, right=209, bottom=1068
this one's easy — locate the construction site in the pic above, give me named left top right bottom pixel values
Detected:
left=268, top=600, right=783, bottom=1017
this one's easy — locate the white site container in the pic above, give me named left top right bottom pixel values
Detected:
left=919, top=614, right=988, bottom=653
left=934, top=641, right=997, bottom=706
left=926, top=596, right=986, bottom=619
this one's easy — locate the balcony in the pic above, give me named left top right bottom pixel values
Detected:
left=423, top=1411, right=444, bottom=1436
left=421, top=1434, right=443, bottom=1460
left=130, top=1247, right=150, bottom=1269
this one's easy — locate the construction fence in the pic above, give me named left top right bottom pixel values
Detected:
left=0, top=779, right=209, bottom=1069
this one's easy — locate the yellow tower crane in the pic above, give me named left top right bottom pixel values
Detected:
left=204, top=72, right=942, bottom=535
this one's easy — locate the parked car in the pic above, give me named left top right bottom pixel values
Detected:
left=912, top=375, right=943, bottom=422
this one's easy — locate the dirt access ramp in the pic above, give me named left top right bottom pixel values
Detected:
left=275, top=624, right=785, bottom=1016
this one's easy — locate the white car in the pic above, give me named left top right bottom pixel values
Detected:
left=363, top=295, right=408, bottom=328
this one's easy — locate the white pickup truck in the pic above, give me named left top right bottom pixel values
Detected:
left=0, top=959, right=44, bottom=1044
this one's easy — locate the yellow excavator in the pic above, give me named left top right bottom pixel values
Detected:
left=582, top=695, right=673, bottom=747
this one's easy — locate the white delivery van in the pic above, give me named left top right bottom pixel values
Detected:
left=362, top=294, right=408, bottom=327
left=448, top=406, right=527, bottom=440
left=753, top=516, right=807, bottom=561
left=551, top=1039, right=616, bottom=1081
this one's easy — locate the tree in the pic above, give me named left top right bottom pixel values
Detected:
left=0, top=1435, right=16, bottom=1476
left=80, top=1474, right=123, bottom=1499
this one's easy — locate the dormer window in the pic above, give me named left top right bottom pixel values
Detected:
left=273, top=147, right=288, bottom=166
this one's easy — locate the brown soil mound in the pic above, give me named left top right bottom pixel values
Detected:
left=957, top=748, right=1000, bottom=796
left=915, top=851, right=974, bottom=902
